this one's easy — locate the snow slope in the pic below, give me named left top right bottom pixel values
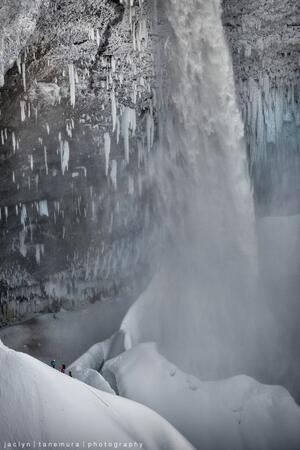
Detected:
left=0, top=340, right=193, bottom=450
left=103, top=343, right=300, bottom=450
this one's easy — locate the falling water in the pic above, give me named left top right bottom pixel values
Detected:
left=122, top=0, right=269, bottom=380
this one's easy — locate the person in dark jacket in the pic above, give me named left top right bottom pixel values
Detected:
left=60, top=364, right=66, bottom=373
left=50, top=360, right=56, bottom=369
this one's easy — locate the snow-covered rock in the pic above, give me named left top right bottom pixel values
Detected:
left=103, top=342, right=300, bottom=450
left=0, top=340, right=193, bottom=450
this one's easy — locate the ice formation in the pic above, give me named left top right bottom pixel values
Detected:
left=38, top=200, right=49, bottom=217
left=104, top=132, right=111, bottom=177
left=110, top=160, right=118, bottom=190
left=111, top=90, right=117, bottom=132
left=59, top=140, right=70, bottom=175
left=241, top=76, right=300, bottom=170
left=20, top=100, right=26, bottom=122
left=121, top=107, right=136, bottom=163
left=68, top=63, right=76, bottom=108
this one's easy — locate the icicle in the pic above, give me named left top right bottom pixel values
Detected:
left=35, top=245, right=41, bottom=265
left=22, top=63, right=26, bottom=92
left=19, top=231, right=27, bottom=257
left=89, top=27, right=95, bottom=41
left=121, top=107, right=136, bottom=163
left=138, top=173, right=143, bottom=197
left=110, top=160, right=117, bottom=190
left=38, top=200, right=49, bottom=217
left=104, top=132, right=111, bottom=176
left=66, top=122, right=72, bottom=138
left=12, top=132, right=16, bottom=153
left=146, top=111, right=154, bottom=152
left=128, top=176, right=134, bottom=195
left=135, top=18, right=148, bottom=53
left=68, top=64, right=76, bottom=108
left=111, top=57, right=116, bottom=73
left=17, top=57, right=21, bottom=74
left=20, top=101, right=26, bottom=122
left=59, top=140, right=70, bottom=175
left=20, top=205, right=27, bottom=228
left=116, top=117, right=120, bottom=144
left=111, top=90, right=117, bottom=132
left=131, top=82, right=137, bottom=104
left=96, top=30, right=100, bottom=46
left=44, top=147, right=48, bottom=175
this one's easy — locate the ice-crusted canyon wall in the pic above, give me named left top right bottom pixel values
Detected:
left=0, top=0, right=299, bottom=324
left=223, top=0, right=300, bottom=216
left=0, top=0, right=158, bottom=324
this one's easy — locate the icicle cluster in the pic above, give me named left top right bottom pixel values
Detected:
left=240, top=75, right=300, bottom=172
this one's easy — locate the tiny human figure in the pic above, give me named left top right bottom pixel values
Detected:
left=50, top=360, right=56, bottom=369
left=60, top=364, right=66, bottom=374
left=68, top=371, right=73, bottom=377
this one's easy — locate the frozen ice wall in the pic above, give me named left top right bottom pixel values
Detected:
left=240, top=75, right=300, bottom=215
left=223, top=0, right=300, bottom=216
left=122, top=0, right=272, bottom=380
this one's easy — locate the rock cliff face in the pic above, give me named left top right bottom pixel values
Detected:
left=0, top=0, right=299, bottom=323
left=0, top=0, right=158, bottom=323
left=223, top=0, right=300, bottom=216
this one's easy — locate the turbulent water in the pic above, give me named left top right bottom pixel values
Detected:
left=121, top=0, right=277, bottom=380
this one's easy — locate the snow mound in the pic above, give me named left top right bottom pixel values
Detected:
left=71, top=366, right=115, bottom=394
left=0, top=343, right=193, bottom=449
left=103, top=343, right=300, bottom=450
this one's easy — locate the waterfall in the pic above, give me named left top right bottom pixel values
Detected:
left=122, top=0, right=266, bottom=380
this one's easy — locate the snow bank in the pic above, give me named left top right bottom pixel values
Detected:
left=67, top=331, right=127, bottom=393
left=103, top=343, right=300, bottom=450
left=0, top=341, right=193, bottom=449
left=70, top=367, right=115, bottom=394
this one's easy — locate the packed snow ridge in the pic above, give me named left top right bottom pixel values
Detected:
left=69, top=336, right=300, bottom=450
left=0, top=340, right=193, bottom=450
